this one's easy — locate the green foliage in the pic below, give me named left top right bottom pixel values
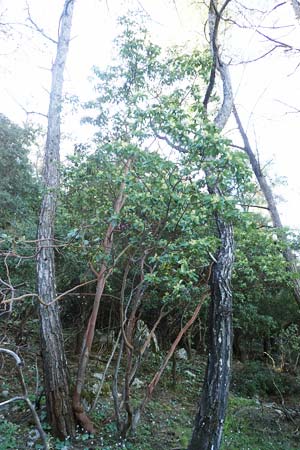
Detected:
left=58, top=142, right=214, bottom=326
left=223, top=395, right=299, bottom=450
left=59, top=17, right=295, bottom=359
left=231, top=216, right=296, bottom=357
left=83, top=17, right=252, bottom=211
left=0, top=420, right=20, bottom=449
left=0, top=114, right=39, bottom=233
left=0, top=115, right=40, bottom=304
left=1, top=13, right=299, bottom=450
left=279, top=324, right=300, bottom=370
left=232, top=360, right=300, bottom=398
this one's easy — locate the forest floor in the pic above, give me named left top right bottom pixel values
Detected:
left=1, top=331, right=300, bottom=449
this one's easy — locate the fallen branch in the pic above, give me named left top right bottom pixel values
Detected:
left=0, top=348, right=49, bottom=449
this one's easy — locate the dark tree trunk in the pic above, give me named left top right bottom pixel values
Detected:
left=189, top=220, right=234, bottom=450
left=36, top=0, right=75, bottom=439
left=189, top=2, right=234, bottom=448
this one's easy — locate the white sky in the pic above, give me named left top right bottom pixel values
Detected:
left=0, top=0, right=299, bottom=230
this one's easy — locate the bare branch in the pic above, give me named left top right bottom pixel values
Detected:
left=230, top=45, right=282, bottom=65
left=0, top=348, right=49, bottom=449
left=25, top=1, right=57, bottom=44
left=256, top=29, right=300, bottom=52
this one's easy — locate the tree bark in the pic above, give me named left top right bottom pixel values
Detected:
left=72, top=159, right=131, bottom=432
left=36, top=0, right=75, bottom=439
left=189, top=1, right=235, bottom=449
left=291, top=0, right=300, bottom=20
left=189, top=221, right=234, bottom=450
left=233, top=104, right=300, bottom=308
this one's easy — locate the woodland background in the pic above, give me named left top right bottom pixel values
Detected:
left=1, top=1, right=300, bottom=449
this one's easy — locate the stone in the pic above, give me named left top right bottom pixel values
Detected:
left=176, top=348, right=188, bottom=360
left=131, top=378, right=144, bottom=388
left=93, top=372, right=104, bottom=380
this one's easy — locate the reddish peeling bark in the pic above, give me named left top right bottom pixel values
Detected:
left=73, top=159, right=132, bottom=432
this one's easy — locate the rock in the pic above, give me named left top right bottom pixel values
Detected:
left=92, top=383, right=100, bottom=394
left=132, top=378, right=144, bottom=388
left=185, top=370, right=196, bottom=378
left=1, top=390, right=9, bottom=398
left=176, top=348, right=188, bottom=360
left=93, top=372, right=104, bottom=381
left=28, top=429, right=40, bottom=440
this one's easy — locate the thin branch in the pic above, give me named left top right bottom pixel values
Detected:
left=230, top=45, right=281, bottom=65
left=25, top=1, right=57, bottom=44
left=153, top=130, right=188, bottom=153
left=91, top=330, right=122, bottom=412
left=256, top=29, right=300, bottom=52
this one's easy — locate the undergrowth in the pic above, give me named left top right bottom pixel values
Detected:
left=1, top=343, right=300, bottom=449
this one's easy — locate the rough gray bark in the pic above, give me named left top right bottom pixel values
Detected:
left=188, top=2, right=234, bottom=449
left=233, top=104, right=300, bottom=308
left=291, top=0, right=300, bottom=20
left=189, top=221, right=234, bottom=450
left=36, top=0, right=75, bottom=439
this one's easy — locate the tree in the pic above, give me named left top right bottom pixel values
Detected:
left=60, top=142, right=216, bottom=435
left=36, top=0, right=76, bottom=439
left=0, top=114, right=39, bottom=232
left=0, top=114, right=39, bottom=321
left=233, top=105, right=300, bottom=308
left=187, top=2, right=235, bottom=449
left=81, top=13, right=248, bottom=447
left=72, top=153, right=132, bottom=433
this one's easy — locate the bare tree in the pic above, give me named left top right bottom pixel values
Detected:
left=36, top=0, right=76, bottom=439
left=233, top=104, right=300, bottom=307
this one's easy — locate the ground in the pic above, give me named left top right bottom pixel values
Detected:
left=1, top=331, right=300, bottom=449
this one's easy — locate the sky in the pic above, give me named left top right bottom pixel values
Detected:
left=0, top=0, right=299, bottom=230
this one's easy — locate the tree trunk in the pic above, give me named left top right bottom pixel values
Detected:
left=36, top=0, right=75, bottom=439
left=73, top=159, right=131, bottom=432
left=189, top=221, right=234, bottom=450
left=189, top=2, right=235, bottom=449
left=233, top=104, right=300, bottom=308
left=291, top=0, right=300, bottom=20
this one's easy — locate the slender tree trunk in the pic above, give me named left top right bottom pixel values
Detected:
left=233, top=104, right=300, bottom=307
left=73, top=159, right=131, bottom=432
left=36, top=0, right=75, bottom=439
left=189, top=2, right=235, bottom=449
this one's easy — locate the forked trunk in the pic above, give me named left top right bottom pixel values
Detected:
left=73, top=159, right=131, bottom=432
left=37, top=0, right=75, bottom=438
left=189, top=2, right=234, bottom=448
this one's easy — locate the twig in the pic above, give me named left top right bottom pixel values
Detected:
left=90, top=330, right=121, bottom=412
